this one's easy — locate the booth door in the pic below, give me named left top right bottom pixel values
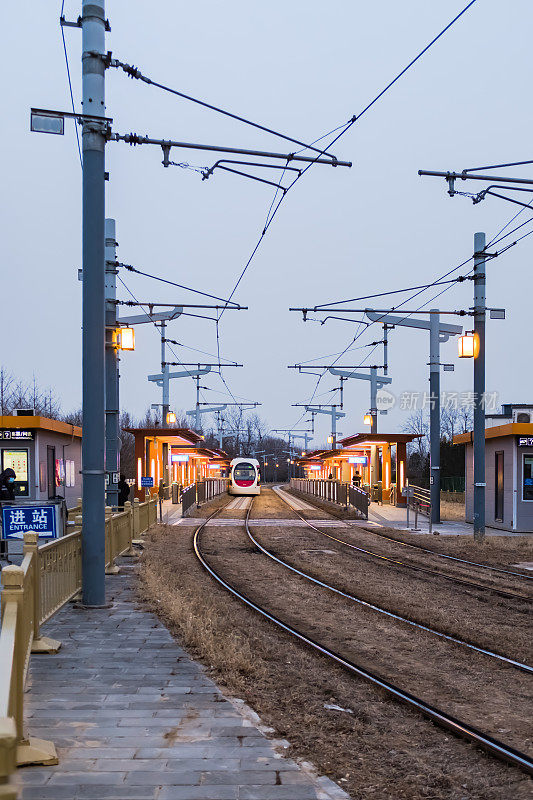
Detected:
left=47, top=446, right=56, bottom=500
left=495, top=451, right=504, bottom=523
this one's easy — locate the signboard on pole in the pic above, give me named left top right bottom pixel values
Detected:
left=141, top=476, right=154, bottom=488
left=1, top=506, right=57, bottom=540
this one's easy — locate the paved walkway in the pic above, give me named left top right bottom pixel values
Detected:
left=368, top=503, right=533, bottom=536
left=14, top=565, right=347, bottom=800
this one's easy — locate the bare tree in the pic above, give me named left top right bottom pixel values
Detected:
left=402, top=410, right=429, bottom=456
left=0, top=368, right=13, bottom=414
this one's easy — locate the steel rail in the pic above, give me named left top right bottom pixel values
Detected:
left=243, top=504, right=533, bottom=675
left=193, top=509, right=533, bottom=776
left=287, top=486, right=532, bottom=580
left=273, top=488, right=531, bottom=603
left=349, top=521, right=533, bottom=580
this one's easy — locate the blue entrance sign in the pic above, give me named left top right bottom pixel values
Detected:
left=2, top=506, right=57, bottom=540
left=141, top=476, right=154, bottom=488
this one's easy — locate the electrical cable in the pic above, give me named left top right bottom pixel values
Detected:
left=216, top=0, right=479, bottom=322
left=487, top=214, right=533, bottom=249
left=117, top=275, right=214, bottom=408
left=59, top=1, right=83, bottom=168
left=108, top=59, right=336, bottom=159
left=311, top=276, right=469, bottom=310
left=118, top=262, right=241, bottom=307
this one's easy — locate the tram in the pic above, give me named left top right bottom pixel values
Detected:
left=229, top=457, right=261, bottom=496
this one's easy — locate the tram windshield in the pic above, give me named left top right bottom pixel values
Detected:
left=233, top=462, right=256, bottom=481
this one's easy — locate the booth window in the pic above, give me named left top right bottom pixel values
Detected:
left=2, top=449, right=29, bottom=497
left=522, top=455, right=533, bottom=501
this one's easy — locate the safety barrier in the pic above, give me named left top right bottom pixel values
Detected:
left=181, top=484, right=196, bottom=517
left=196, top=478, right=228, bottom=505
left=182, top=479, right=228, bottom=517
left=407, top=484, right=432, bottom=531
left=290, top=478, right=369, bottom=520
left=0, top=497, right=157, bottom=796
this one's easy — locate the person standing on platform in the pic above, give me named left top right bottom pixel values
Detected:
left=117, top=474, right=130, bottom=509
left=0, top=468, right=16, bottom=561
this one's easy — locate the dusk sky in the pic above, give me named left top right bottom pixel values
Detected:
left=4, top=1, right=533, bottom=446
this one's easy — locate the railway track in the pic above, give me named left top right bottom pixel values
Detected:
left=274, top=487, right=532, bottom=603
left=242, top=504, right=533, bottom=674
left=193, top=500, right=533, bottom=776
left=283, top=486, right=533, bottom=581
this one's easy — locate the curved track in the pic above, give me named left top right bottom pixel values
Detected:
left=243, top=504, right=533, bottom=674
left=274, top=487, right=531, bottom=603
left=193, top=502, right=533, bottom=776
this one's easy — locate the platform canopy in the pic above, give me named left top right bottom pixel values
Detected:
left=296, top=432, right=423, bottom=506
left=124, top=426, right=230, bottom=498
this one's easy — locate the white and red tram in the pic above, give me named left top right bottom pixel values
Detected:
left=228, top=457, right=261, bottom=496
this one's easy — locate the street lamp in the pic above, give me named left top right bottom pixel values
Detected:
left=363, top=413, right=373, bottom=425
left=327, top=435, right=334, bottom=445
left=115, top=327, right=135, bottom=351
left=166, top=411, right=177, bottom=425
left=458, top=332, right=479, bottom=358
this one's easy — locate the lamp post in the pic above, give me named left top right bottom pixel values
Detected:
left=365, top=310, right=462, bottom=525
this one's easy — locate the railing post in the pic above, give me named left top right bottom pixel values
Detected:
left=1, top=567, right=25, bottom=743
left=22, top=534, right=61, bottom=655
left=133, top=498, right=140, bottom=540
left=0, top=565, right=58, bottom=767
left=123, top=501, right=136, bottom=556
left=105, top=507, right=119, bottom=575
left=0, top=717, right=17, bottom=800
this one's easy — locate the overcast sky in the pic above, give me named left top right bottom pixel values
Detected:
left=3, top=1, right=533, bottom=447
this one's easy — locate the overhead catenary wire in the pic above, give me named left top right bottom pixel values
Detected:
left=59, top=1, right=82, bottom=168
left=117, top=276, right=219, bottom=408
left=107, top=58, right=336, bottom=159
left=118, top=262, right=241, bottom=307
left=311, top=276, right=471, bottom=310
left=216, top=0, right=479, bottom=323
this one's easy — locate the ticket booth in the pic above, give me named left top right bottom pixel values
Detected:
left=0, top=413, right=82, bottom=507
left=454, top=405, right=533, bottom=532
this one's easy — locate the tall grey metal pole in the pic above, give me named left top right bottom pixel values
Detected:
left=104, top=218, right=119, bottom=509
left=331, top=411, right=337, bottom=449
left=370, top=367, right=378, bottom=435
left=81, top=0, right=107, bottom=606
left=195, top=376, right=201, bottom=430
left=161, top=322, right=169, bottom=423
left=429, top=309, right=441, bottom=524
left=473, top=232, right=486, bottom=541
left=217, top=411, right=223, bottom=449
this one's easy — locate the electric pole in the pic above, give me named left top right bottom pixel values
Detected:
left=105, top=218, right=119, bottom=509
left=364, top=309, right=462, bottom=524
left=160, top=321, right=170, bottom=422
left=291, top=405, right=345, bottom=449
left=473, top=232, right=486, bottom=541
left=81, top=0, right=107, bottom=606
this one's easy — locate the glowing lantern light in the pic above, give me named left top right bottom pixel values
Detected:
left=458, top=332, right=479, bottom=358
left=115, top=327, right=135, bottom=351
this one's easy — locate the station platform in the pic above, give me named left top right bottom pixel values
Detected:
left=367, top=503, right=533, bottom=537
left=13, top=563, right=347, bottom=800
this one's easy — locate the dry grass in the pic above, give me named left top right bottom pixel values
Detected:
left=140, top=556, right=263, bottom=690
left=138, top=512, right=532, bottom=800
left=440, top=499, right=466, bottom=521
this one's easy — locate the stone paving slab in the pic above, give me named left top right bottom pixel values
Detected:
left=13, top=565, right=348, bottom=800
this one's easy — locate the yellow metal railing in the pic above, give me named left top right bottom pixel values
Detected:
left=0, top=496, right=157, bottom=796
